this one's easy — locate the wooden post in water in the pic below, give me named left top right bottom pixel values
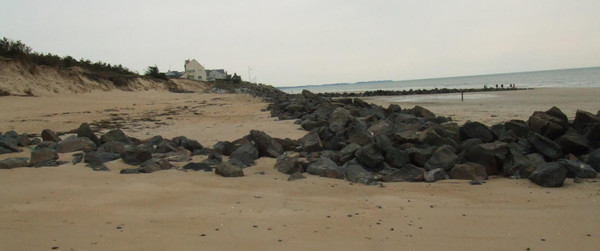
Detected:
left=461, top=91, right=464, bottom=102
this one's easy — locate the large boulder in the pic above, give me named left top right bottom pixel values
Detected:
left=139, top=158, right=173, bottom=173
left=424, top=145, right=458, bottom=171
left=555, top=128, right=590, bottom=155
left=586, top=149, right=600, bottom=172
left=463, top=141, right=508, bottom=175
left=76, top=123, right=100, bottom=145
left=573, top=110, right=600, bottom=133
left=407, top=147, right=434, bottom=167
left=120, top=146, right=152, bottom=166
left=41, top=129, right=61, bottom=142
left=183, top=162, right=213, bottom=172
left=527, top=133, right=563, bottom=160
left=528, top=108, right=569, bottom=139
left=385, top=148, right=410, bottom=168
left=343, top=159, right=377, bottom=185
left=504, top=120, right=530, bottom=138
left=100, top=129, right=133, bottom=145
left=174, top=136, right=203, bottom=152
left=382, top=164, right=425, bottom=182
left=215, top=161, right=245, bottom=177
left=229, top=143, right=259, bottom=167
left=97, top=141, right=127, bottom=154
left=274, top=152, right=302, bottom=174
left=424, top=168, right=450, bottom=182
left=449, top=162, right=488, bottom=180
left=84, top=151, right=121, bottom=166
left=558, top=159, right=597, bottom=178
left=298, top=130, right=323, bottom=152
left=528, top=162, right=567, bottom=187
left=250, top=130, right=284, bottom=158
left=355, top=144, right=385, bottom=169
left=459, top=121, right=495, bottom=143
left=307, top=157, right=340, bottom=176
left=0, top=138, right=21, bottom=153
left=57, top=137, right=97, bottom=153
left=213, top=141, right=235, bottom=156
left=328, top=107, right=352, bottom=133
left=0, top=157, right=29, bottom=169
left=30, top=148, right=59, bottom=167
left=410, top=106, right=436, bottom=119
left=301, top=119, right=328, bottom=131
left=338, top=143, right=361, bottom=164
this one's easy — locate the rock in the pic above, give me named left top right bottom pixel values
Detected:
left=120, top=168, right=140, bottom=174
left=41, top=129, right=61, bottom=142
left=573, top=109, right=600, bottom=133
left=347, top=131, right=373, bottom=146
left=100, top=129, right=133, bottom=145
left=545, top=106, right=569, bottom=123
left=0, top=138, right=20, bottom=153
left=407, top=147, right=434, bottom=167
left=393, top=129, right=420, bottom=144
left=156, top=140, right=177, bottom=153
left=213, top=141, right=235, bottom=156
left=424, top=145, right=458, bottom=171
left=463, top=141, right=508, bottom=175
left=503, top=147, right=533, bottom=177
left=183, top=162, right=213, bottom=172
left=180, top=138, right=204, bottom=152
left=528, top=109, right=568, bottom=139
left=0, top=157, right=29, bottom=169
left=120, top=146, right=152, bottom=165
left=527, top=133, right=563, bottom=160
left=288, top=172, right=306, bottom=181
left=522, top=153, right=546, bottom=177
left=424, top=168, right=450, bottom=182
left=338, top=143, right=361, bottom=164
left=504, top=120, right=530, bottom=138
left=528, top=162, right=567, bottom=187
left=57, top=137, right=97, bottom=153
left=585, top=149, right=600, bottom=172
left=274, top=152, right=302, bottom=174
left=162, top=147, right=191, bottom=162
left=385, top=148, right=410, bottom=168
left=555, top=128, right=590, bottom=155
left=72, top=153, right=83, bottom=165
left=382, top=164, right=425, bottom=182
left=328, top=107, right=352, bottom=132
left=344, top=159, right=376, bottom=185
left=410, top=106, right=435, bottom=119
left=301, top=120, right=329, bottom=131
left=585, top=124, right=600, bottom=148
left=76, top=123, right=99, bottom=145
left=367, top=120, right=394, bottom=137
left=139, top=158, right=172, bottom=173
left=84, top=151, right=121, bottom=166
left=97, top=141, right=127, bottom=154
left=459, top=121, right=495, bottom=143
left=274, top=138, right=299, bottom=152
left=558, top=159, right=597, bottom=178
left=307, top=157, right=340, bottom=176
left=229, top=143, right=259, bottom=167
left=250, top=130, right=284, bottom=158
left=449, top=162, right=488, bottom=180
left=215, top=161, right=245, bottom=177
left=30, top=148, right=59, bottom=167
left=298, top=130, right=323, bottom=152
left=355, top=144, right=385, bottom=169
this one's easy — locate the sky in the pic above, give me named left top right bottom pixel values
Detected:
left=1, top=0, right=599, bottom=87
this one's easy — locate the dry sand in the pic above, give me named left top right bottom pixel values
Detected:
left=1, top=88, right=600, bottom=250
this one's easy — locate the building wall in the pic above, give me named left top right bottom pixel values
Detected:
left=182, top=59, right=207, bottom=81
left=207, top=70, right=227, bottom=81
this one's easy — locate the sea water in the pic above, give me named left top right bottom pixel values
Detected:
left=278, top=67, right=600, bottom=94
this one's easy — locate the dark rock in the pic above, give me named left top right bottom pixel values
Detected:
left=393, top=129, right=420, bottom=145
left=424, top=145, right=458, bottom=171
left=338, top=143, right=361, bottom=164
left=301, top=120, right=329, bottom=131
left=463, top=141, right=508, bottom=175
left=344, top=159, right=376, bottom=185
left=469, top=180, right=483, bottom=185
left=41, top=129, right=61, bottom=142
left=503, top=147, right=533, bottom=177
left=504, top=120, right=530, bottom=138
left=288, top=172, right=306, bottom=181
left=573, top=110, right=600, bottom=133
left=142, top=135, right=164, bottom=146
left=215, top=161, right=245, bottom=177
left=545, top=106, right=569, bottom=123
left=0, top=157, right=29, bottom=169
left=382, top=164, right=425, bottom=182
left=274, top=138, right=299, bottom=152
left=528, top=162, right=567, bottom=187
left=274, top=152, right=302, bottom=174
left=558, top=159, right=597, bottom=178
left=156, top=140, right=177, bottom=153
left=250, top=130, right=284, bottom=158
left=97, top=141, right=127, bottom=154
left=84, top=151, right=121, bottom=166
left=15, top=133, right=31, bottom=147
left=213, top=141, right=235, bottom=156
left=528, top=110, right=568, bottom=139
left=328, top=107, right=352, bottom=132
left=29, top=148, right=59, bottom=167
left=368, top=120, right=394, bottom=137
left=183, top=162, right=213, bottom=172
left=585, top=149, right=600, bottom=172
left=180, top=138, right=203, bottom=152
left=527, top=133, right=563, bottom=160
left=523, top=153, right=546, bottom=177
left=57, top=137, right=97, bottom=153
left=298, top=130, right=323, bottom=152
left=449, top=162, right=488, bottom=180
left=307, top=157, right=339, bottom=176
left=160, top=147, right=191, bottom=162
left=407, top=147, right=434, bottom=167
left=88, top=163, right=110, bottom=171
left=347, top=131, right=373, bottom=146
left=120, top=146, right=152, bottom=165
left=555, top=128, right=590, bottom=155
left=229, top=143, right=259, bottom=167
left=459, top=121, right=495, bottom=143
left=355, top=144, right=384, bottom=169
left=0, top=138, right=20, bottom=153
left=424, top=168, right=450, bottom=182
left=410, top=106, right=435, bottom=119
left=139, top=158, right=172, bottom=173
left=100, top=129, right=133, bottom=145
left=72, top=153, right=83, bottom=165
left=76, top=123, right=99, bottom=145
left=120, top=168, right=140, bottom=174
left=385, top=148, right=410, bottom=168
left=585, top=124, right=600, bottom=148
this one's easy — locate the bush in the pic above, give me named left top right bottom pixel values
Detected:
left=144, top=65, right=168, bottom=80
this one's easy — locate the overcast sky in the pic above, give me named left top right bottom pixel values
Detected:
left=1, top=0, right=599, bottom=86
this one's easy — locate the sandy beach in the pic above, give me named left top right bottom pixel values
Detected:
left=1, top=88, right=600, bottom=250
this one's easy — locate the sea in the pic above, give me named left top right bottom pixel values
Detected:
left=278, top=67, right=600, bottom=94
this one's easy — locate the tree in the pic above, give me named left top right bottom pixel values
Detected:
left=144, top=65, right=167, bottom=80
left=231, top=73, right=241, bottom=84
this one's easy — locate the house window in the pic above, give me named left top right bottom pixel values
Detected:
left=198, top=76, right=202, bottom=80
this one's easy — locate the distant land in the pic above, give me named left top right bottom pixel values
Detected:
left=278, top=80, right=395, bottom=89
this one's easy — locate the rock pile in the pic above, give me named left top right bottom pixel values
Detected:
left=1, top=89, right=599, bottom=188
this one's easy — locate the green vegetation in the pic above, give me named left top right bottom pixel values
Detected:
left=144, top=65, right=168, bottom=80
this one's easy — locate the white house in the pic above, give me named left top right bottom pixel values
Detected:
left=206, top=69, right=228, bottom=81
left=182, top=59, right=207, bottom=81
